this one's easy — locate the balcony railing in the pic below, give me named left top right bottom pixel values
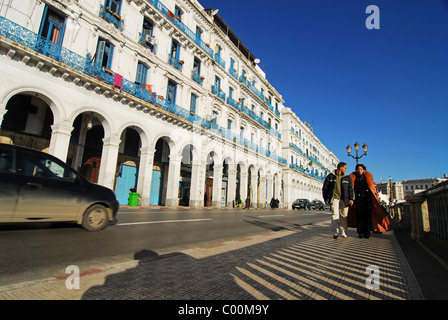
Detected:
left=168, top=54, right=183, bottom=72
left=226, top=96, right=241, bottom=111
left=99, top=5, right=124, bottom=31
left=138, top=32, right=157, bottom=54
left=0, top=15, right=286, bottom=165
left=191, top=71, right=204, bottom=85
left=214, top=53, right=226, bottom=69
left=289, top=164, right=324, bottom=181
left=211, top=85, right=226, bottom=101
left=229, top=67, right=238, bottom=80
left=147, top=0, right=213, bottom=57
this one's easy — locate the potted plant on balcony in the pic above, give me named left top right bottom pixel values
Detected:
left=113, top=12, right=121, bottom=19
left=179, top=60, right=184, bottom=65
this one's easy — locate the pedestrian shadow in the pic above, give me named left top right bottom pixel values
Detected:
left=81, top=224, right=424, bottom=300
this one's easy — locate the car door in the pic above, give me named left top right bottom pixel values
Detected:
left=0, top=146, right=19, bottom=222
left=15, top=149, right=83, bottom=222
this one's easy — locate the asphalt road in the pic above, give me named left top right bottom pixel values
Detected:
left=0, top=208, right=331, bottom=286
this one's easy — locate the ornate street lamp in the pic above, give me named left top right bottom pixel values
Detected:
left=346, top=142, right=368, bottom=164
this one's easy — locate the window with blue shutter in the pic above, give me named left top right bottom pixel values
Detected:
left=95, top=38, right=114, bottom=70
left=195, top=26, right=202, bottom=40
left=39, top=6, right=66, bottom=46
left=190, top=94, right=197, bottom=114
left=167, top=80, right=177, bottom=105
left=135, top=62, right=148, bottom=87
left=170, top=40, right=180, bottom=60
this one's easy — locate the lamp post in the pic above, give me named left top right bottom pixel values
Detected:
left=388, top=176, right=394, bottom=207
left=346, top=142, right=368, bottom=165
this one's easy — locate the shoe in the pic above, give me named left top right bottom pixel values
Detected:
left=340, top=229, right=347, bottom=238
left=333, top=233, right=339, bottom=239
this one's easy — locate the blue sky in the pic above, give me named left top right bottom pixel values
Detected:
left=198, top=0, right=448, bottom=182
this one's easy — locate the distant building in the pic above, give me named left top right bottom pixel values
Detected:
left=402, top=178, right=448, bottom=197
left=377, top=182, right=404, bottom=203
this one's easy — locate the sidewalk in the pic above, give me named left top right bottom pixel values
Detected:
left=0, top=221, right=425, bottom=300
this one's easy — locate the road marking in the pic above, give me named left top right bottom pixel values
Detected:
left=117, top=218, right=212, bottom=226
left=258, top=215, right=285, bottom=218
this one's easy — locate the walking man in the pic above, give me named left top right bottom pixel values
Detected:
left=322, top=162, right=354, bottom=239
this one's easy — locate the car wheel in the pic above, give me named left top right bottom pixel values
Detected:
left=82, top=204, right=109, bottom=232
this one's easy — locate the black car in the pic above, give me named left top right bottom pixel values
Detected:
left=310, top=200, right=326, bottom=210
left=0, top=143, right=119, bottom=231
left=292, top=199, right=311, bottom=210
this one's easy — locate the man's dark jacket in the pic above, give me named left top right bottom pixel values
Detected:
left=322, top=171, right=355, bottom=206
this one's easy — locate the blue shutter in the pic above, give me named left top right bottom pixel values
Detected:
left=136, top=63, right=143, bottom=83
left=190, top=94, right=197, bottom=113
left=96, top=40, right=106, bottom=67
left=136, top=63, right=148, bottom=85
left=106, top=44, right=114, bottom=69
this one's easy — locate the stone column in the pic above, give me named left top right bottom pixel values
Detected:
left=165, top=155, right=182, bottom=207
left=189, top=159, right=204, bottom=208
left=48, top=120, right=74, bottom=162
left=98, top=134, right=121, bottom=190
left=250, top=174, right=258, bottom=208
left=227, top=165, right=237, bottom=207
left=212, top=164, right=223, bottom=208
left=240, top=172, right=248, bottom=204
left=136, top=146, right=155, bottom=207
left=259, top=176, right=267, bottom=208
left=266, top=175, right=274, bottom=205
left=275, top=176, right=281, bottom=200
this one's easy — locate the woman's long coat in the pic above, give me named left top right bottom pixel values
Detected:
left=347, top=171, right=391, bottom=233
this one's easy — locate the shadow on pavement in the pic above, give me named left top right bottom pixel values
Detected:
left=81, top=224, right=424, bottom=300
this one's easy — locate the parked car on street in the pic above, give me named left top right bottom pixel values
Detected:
left=292, top=199, right=311, bottom=210
left=0, top=143, right=119, bottom=231
left=310, top=200, right=326, bottom=210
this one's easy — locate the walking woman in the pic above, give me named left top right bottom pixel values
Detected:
left=348, top=164, right=391, bottom=238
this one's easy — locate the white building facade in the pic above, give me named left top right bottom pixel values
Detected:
left=0, top=0, right=337, bottom=209
left=280, top=107, right=339, bottom=206
left=402, top=178, right=448, bottom=197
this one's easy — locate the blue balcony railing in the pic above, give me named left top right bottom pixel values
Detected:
left=226, top=97, right=241, bottom=111
left=211, top=85, right=226, bottom=101
left=191, top=71, right=204, bottom=85
left=168, top=54, right=183, bottom=72
left=239, top=75, right=250, bottom=87
left=99, top=5, right=124, bottom=31
left=138, top=32, right=157, bottom=54
left=147, top=0, right=213, bottom=57
left=229, top=67, right=238, bottom=80
left=214, top=53, right=226, bottom=69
